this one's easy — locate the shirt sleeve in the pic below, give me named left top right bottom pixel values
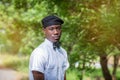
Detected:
left=61, top=48, right=69, bottom=70
left=65, top=54, right=69, bottom=70
left=30, top=48, right=47, bottom=73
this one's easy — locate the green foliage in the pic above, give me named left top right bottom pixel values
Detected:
left=19, top=28, right=44, bottom=55
left=66, top=69, right=79, bottom=80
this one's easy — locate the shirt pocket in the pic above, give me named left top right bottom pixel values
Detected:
left=48, top=65, right=54, bottom=69
left=46, top=64, right=56, bottom=73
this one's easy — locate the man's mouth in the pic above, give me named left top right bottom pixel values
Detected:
left=54, top=36, right=59, bottom=39
left=53, top=35, right=60, bottom=40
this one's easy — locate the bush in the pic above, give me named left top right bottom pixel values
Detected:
left=66, top=69, right=79, bottom=80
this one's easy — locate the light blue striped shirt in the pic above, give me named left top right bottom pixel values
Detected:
left=29, top=39, right=69, bottom=80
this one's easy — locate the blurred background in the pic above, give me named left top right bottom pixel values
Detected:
left=0, top=0, right=120, bottom=80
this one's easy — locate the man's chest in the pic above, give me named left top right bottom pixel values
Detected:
left=46, top=49, right=66, bottom=69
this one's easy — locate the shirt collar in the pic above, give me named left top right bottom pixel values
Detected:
left=44, top=39, right=61, bottom=50
left=44, top=38, right=53, bottom=47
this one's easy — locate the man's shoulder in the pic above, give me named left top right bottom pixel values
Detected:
left=37, top=42, right=45, bottom=48
left=31, top=42, right=46, bottom=54
left=60, top=47, right=66, bottom=51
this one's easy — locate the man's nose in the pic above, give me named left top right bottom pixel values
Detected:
left=54, top=29, right=59, bottom=34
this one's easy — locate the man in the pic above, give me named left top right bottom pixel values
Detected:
left=29, top=15, right=69, bottom=80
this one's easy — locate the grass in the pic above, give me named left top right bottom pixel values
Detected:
left=116, top=68, right=120, bottom=80
left=67, top=68, right=120, bottom=80
left=66, top=68, right=104, bottom=80
left=0, top=54, right=29, bottom=73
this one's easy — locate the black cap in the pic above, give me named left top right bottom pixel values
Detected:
left=41, top=15, right=64, bottom=28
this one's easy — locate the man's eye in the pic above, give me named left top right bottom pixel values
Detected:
left=49, top=28, right=54, bottom=30
left=57, top=27, right=61, bottom=30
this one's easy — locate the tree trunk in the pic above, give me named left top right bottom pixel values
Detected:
left=100, top=54, right=112, bottom=80
left=112, top=55, right=119, bottom=80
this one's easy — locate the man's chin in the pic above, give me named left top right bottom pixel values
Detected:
left=48, top=38, right=59, bottom=43
left=53, top=39, right=59, bottom=42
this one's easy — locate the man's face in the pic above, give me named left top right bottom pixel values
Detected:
left=43, top=25, right=62, bottom=43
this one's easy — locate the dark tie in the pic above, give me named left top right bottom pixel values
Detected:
left=53, top=42, right=60, bottom=50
